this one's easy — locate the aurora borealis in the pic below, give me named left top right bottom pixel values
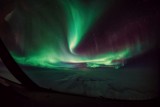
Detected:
left=0, top=0, right=160, bottom=101
left=4, top=0, right=157, bottom=69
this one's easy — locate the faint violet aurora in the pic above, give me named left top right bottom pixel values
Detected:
left=7, top=0, right=152, bottom=69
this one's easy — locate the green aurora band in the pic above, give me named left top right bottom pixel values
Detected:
left=7, top=0, right=151, bottom=68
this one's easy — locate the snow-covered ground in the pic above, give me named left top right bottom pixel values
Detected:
left=20, top=57, right=159, bottom=100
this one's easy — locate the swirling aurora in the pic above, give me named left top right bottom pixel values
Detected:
left=6, top=0, right=155, bottom=69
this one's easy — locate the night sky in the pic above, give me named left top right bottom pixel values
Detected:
left=1, top=0, right=158, bottom=69
left=0, top=0, right=160, bottom=100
